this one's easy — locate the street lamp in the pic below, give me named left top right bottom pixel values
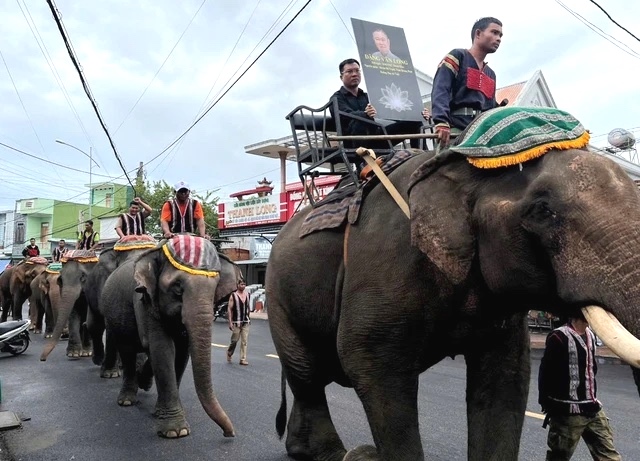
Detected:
left=55, top=139, right=100, bottom=219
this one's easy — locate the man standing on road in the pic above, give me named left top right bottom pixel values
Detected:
left=226, top=280, right=250, bottom=366
left=538, top=313, right=621, bottom=460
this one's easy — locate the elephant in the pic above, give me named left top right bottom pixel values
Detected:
left=40, top=236, right=157, bottom=377
left=266, top=147, right=640, bottom=460
left=29, top=269, right=62, bottom=336
left=2, top=258, right=48, bottom=322
left=0, top=266, right=14, bottom=321
left=40, top=253, right=97, bottom=359
left=102, top=235, right=241, bottom=438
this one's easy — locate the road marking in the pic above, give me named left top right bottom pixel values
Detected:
left=525, top=411, right=545, bottom=420
left=266, top=354, right=279, bottom=359
left=211, top=343, right=227, bottom=348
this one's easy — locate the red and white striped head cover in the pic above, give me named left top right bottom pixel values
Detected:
left=162, top=235, right=220, bottom=277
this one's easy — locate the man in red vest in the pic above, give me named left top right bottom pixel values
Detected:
left=160, top=181, right=205, bottom=238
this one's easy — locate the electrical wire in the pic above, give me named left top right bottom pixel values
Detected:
left=15, top=0, right=106, bottom=173
left=328, top=0, right=355, bottom=44
left=142, top=0, right=313, bottom=169
left=113, top=0, right=209, bottom=135
left=588, top=0, right=640, bottom=44
left=555, top=0, right=640, bottom=59
left=46, top=0, right=136, bottom=194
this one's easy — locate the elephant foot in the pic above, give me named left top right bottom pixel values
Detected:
left=155, top=412, right=190, bottom=439
left=34, top=329, right=42, bottom=334
left=28, top=324, right=35, bottom=331
left=80, top=349, right=93, bottom=357
left=117, top=389, right=138, bottom=406
left=342, top=446, right=379, bottom=461
left=100, top=367, right=121, bottom=379
left=66, top=350, right=81, bottom=359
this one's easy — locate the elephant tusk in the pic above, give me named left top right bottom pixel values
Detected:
left=582, top=306, right=640, bottom=368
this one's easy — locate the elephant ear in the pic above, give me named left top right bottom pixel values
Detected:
left=408, top=152, right=476, bottom=285
left=215, top=252, right=242, bottom=303
left=134, top=248, right=163, bottom=302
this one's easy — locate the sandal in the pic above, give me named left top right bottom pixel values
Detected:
left=239, top=360, right=249, bottom=366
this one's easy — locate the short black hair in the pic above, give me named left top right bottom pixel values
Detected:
left=60, top=239, right=65, bottom=243
left=471, top=17, right=502, bottom=41
left=339, top=58, right=360, bottom=74
left=85, top=220, right=94, bottom=226
left=129, top=200, right=140, bottom=207
left=30, top=238, right=35, bottom=241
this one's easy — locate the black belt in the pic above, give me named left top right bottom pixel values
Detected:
left=452, top=107, right=480, bottom=116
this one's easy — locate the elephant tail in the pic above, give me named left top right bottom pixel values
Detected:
left=276, top=367, right=287, bottom=439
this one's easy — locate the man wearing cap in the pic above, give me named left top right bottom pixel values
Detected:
left=160, top=181, right=206, bottom=238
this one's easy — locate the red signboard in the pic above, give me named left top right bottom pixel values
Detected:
left=218, top=176, right=340, bottom=230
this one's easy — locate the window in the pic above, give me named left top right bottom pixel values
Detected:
left=105, top=193, right=112, bottom=208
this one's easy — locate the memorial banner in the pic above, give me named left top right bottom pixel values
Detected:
left=351, top=18, right=423, bottom=122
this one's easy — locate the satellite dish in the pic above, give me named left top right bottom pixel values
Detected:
left=608, top=128, right=636, bottom=150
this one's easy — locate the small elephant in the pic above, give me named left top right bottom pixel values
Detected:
left=267, top=147, right=640, bottom=460
left=29, top=269, right=61, bottom=336
left=102, top=235, right=240, bottom=438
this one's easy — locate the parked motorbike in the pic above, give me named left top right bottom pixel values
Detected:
left=213, top=301, right=228, bottom=322
left=0, top=319, right=31, bottom=355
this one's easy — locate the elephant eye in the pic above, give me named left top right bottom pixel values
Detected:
left=172, top=283, right=184, bottom=297
left=527, top=200, right=555, bottom=220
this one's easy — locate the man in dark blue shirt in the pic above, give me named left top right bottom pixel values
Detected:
left=431, top=17, right=504, bottom=146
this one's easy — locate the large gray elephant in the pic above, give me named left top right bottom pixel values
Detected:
left=40, top=237, right=158, bottom=376
left=40, top=253, right=97, bottom=358
left=0, top=266, right=14, bottom=321
left=266, top=148, right=640, bottom=460
left=102, top=236, right=241, bottom=438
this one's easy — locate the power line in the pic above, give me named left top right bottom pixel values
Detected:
left=113, top=0, right=209, bottom=135
left=148, top=0, right=295, bottom=176
left=328, top=0, right=355, bottom=44
left=15, top=0, right=106, bottom=173
left=45, top=0, right=136, bottom=194
left=555, top=0, right=640, bottom=59
left=588, top=0, right=640, bottom=44
left=0, top=141, right=115, bottom=178
left=142, top=0, right=313, bottom=168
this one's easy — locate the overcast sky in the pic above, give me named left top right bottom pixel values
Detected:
left=2, top=0, right=640, bottom=211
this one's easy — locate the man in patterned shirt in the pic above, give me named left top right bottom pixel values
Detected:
left=431, top=17, right=504, bottom=147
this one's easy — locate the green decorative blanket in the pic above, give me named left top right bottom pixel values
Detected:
left=450, top=107, right=590, bottom=168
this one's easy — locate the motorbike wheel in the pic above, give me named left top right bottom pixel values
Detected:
left=8, top=333, right=29, bottom=355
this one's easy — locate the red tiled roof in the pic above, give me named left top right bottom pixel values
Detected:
left=496, top=81, right=526, bottom=106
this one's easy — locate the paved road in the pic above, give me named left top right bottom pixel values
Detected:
left=1, top=320, right=638, bottom=461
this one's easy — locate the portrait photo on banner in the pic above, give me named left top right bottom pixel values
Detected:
left=351, top=18, right=423, bottom=122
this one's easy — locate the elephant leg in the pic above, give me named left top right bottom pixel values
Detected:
left=117, top=340, right=140, bottom=406
left=174, top=327, right=189, bottom=389
left=66, top=308, right=84, bottom=358
left=12, top=293, right=26, bottom=321
left=136, top=353, right=153, bottom=391
left=147, top=318, right=189, bottom=438
left=273, top=314, right=345, bottom=460
left=35, top=301, right=45, bottom=334
left=344, top=366, right=423, bottom=461
left=101, top=330, right=121, bottom=378
left=87, top=308, right=105, bottom=365
left=464, top=316, right=530, bottom=461
left=44, top=298, right=54, bottom=337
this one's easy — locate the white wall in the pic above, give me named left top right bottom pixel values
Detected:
left=99, top=216, right=120, bottom=241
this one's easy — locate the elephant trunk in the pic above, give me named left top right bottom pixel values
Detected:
left=40, top=284, right=81, bottom=361
left=183, top=289, right=235, bottom=437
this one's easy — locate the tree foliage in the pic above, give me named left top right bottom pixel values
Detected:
left=134, top=176, right=220, bottom=238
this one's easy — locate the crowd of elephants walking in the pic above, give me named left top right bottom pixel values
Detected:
left=2, top=146, right=640, bottom=461
left=0, top=234, right=242, bottom=439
